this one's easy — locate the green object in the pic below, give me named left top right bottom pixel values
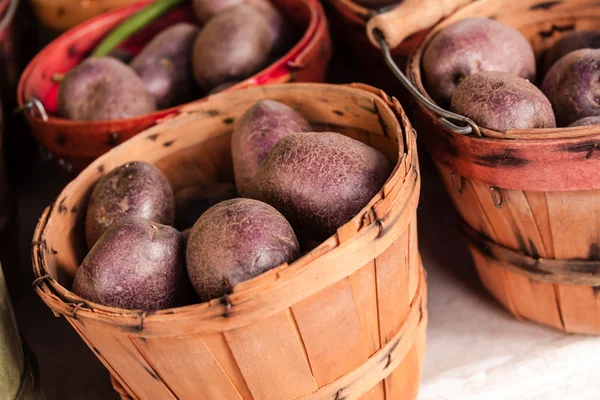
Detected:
left=92, top=0, right=186, bottom=57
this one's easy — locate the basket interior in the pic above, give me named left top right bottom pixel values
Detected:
left=39, top=84, right=403, bottom=295
left=410, top=0, right=600, bottom=139
left=21, top=0, right=313, bottom=116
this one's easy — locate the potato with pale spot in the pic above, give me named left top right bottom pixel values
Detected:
left=58, top=57, right=156, bottom=121
left=85, top=161, right=175, bottom=249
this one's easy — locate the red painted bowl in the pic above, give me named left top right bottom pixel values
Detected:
left=18, top=0, right=331, bottom=174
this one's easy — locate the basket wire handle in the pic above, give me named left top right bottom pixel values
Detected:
left=374, top=30, right=480, bottom=136
left=14, top=98, right=49, bottom=122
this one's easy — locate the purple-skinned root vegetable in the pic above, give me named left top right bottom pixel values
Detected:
left=232, top=100, right=311, bottom=197
left=85, top=161, right=175, bottom=249
left=451, top=71, right=556, bottom=132
left=423, top=18, right=536, bottom=107
left=130, top=23, right=200, bottom=109
left=192, top=5, right=272, bottom=91
left=186, top=198, right=299, bottom=301
left=568, top=116, right=600, bottom=127
left=541, top=49, right=600, bottom=127
left=73, top=218, right=187, bottom=311
left=543, top=30, right=600, bottom=74
left=254, top=132, right=393, bottom=241
left=58, top=57, right=156, bottom=121
left=192, top=0, right=289, bottom=52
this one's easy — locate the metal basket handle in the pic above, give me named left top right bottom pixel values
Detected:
left=373, top=30, right=480, bottom=136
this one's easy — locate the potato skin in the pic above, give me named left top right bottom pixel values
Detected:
left=192, top=5, right=272, bottom=91
left=58, top=57, right=156, bottom=121
left=451, top=71, right=555, bottom=132
left=568, top=116, right=600, bottom=127
left=254, top=132, right=393, bottom=241
left=423, top=18, right=536, bottom=107
left=73, top=218, right=186, bottom=311
left=543, top=30, right=600, bottom=74
left=541, top=49, right=600, bottom=127
left=130, top=23, right=200, bottom=110
left=232, top=100, right=311, bottom=196
left=85, top=161, right=175, bottom=249
left=174, top=182, right=237, bottom=230
left=192, top=0, right=287, bottom=52
left=186, top=198, right=299, bottom=301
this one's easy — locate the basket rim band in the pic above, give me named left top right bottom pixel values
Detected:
left=108, top=265, right=427, bottom=400
left=460, top=221, right=600, bottom=286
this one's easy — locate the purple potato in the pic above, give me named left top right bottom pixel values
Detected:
left=85, top=161, right=175, bottom=248
left=174, top=182, right=237, bottom=230
left=423, top=18, right=536, bottom=107
left=568, top=116, right=600, bottom=127
left=58, top=57, right=156, bottom=121
left=232, top=100, right=311, bottom=196
left=130, top=23, right=200, bottom=110
left=543, top=30, right=600, bottom=74
left=254, top=132, right=393, bottom=241
left=192, top=0, right=289, bottom=52
left=451, top=71, right=556, bottom=132
left=73, top=218, right=186, bottom=311
left=192, top=5, right=272, bottom=91
left=186, top=198, right=299, bottom=301
left=541, top=49, right=600, bottom=127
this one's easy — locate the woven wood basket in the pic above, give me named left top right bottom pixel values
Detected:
left=17, top=0, right=331, bottom=174
left=372, top=0, right=600, bottom=334
left=32, top=83, right=427, bottom=399
left=30, top=0, right=141, bottom=32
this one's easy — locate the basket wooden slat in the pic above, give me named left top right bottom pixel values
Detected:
left=408, top=0, right=600, bottom=334
left=32, top=83, right=426, bottom=399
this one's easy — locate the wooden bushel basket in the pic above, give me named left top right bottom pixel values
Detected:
left=31, top=83, right=427, bottom=399
left=372, top=0, right=600, bottom=334
left=17, top=0, right=331, bottom=174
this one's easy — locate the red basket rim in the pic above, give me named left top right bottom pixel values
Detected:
left=17, top=0, right=324, bottom=129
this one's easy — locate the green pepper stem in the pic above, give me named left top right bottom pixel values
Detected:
left=92, top=0, right=186, bottom=57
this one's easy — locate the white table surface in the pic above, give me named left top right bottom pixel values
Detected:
left=417, top=157, right=600, bottom=400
